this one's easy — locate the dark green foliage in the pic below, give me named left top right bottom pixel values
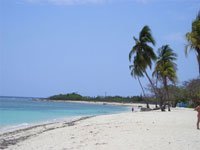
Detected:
left=48, top=93, right=144, bottom=103
left=185, top=10, right=200, bottom=75
left=153, top=45, right=178, bottom=110
left=183, top=78, right=200, bottom=104
left=129, top=25, right=157, bottom=108
left=49, top=92, right=83, bottom=100
left=129, top=25, right=156, bottom=73
left=147, top=78, right=200, bottom=108
left=89, top=96, right=143, bottom=103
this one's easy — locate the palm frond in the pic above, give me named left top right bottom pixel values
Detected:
left=139, top=25, right=156, bottom=46
left=129, top=44, right=139, bottom=62
left=129, top=25, right=156, bottom=79
left=154, top=45, right=178, bottom=85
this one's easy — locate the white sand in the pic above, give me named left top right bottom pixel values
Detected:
left=5, top=108, right=200, bottom=150
left=48, top=100, right=153, bottom=107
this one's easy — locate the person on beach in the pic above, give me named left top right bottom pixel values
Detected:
left=132, top=107, right=134, bottom=112
left=195, top=104, right=200, bottom=129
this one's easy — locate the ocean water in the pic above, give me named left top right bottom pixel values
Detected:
left=0, top=97, right=129, bottom=131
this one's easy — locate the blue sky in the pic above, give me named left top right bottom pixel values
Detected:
left=0, top=0, right=199, bottom=97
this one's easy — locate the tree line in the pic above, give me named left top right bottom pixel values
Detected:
left=48, top=11, right=200, bottom=110
left=49, top=92, right=144, bottom=103
left=48, top=77, right=199, bottom=108
left=129, top=11, right=200, bottom=111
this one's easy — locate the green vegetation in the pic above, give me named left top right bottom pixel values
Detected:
left=145, top=78, right=200, bottom=108
left=129, top=25, right=179, bottom=111
left=50, top=11, right=200, bottom=110
left=185, top=11, right=200, bottom=75
left=48, top=78, right=199, bottom=108
left=49, top=93, right=83, bottom=100
left=49, top=93, right=144, bottom=103
left=183, top=78, right=200, bottom=105
left=129, top=10, right=200, bottom=110
left=129, top=25, right=157, bottom=108
left=153, top=45, right=177, bottom=111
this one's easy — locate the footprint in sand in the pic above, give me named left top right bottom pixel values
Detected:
left=95, top=142, right=107, bottom=145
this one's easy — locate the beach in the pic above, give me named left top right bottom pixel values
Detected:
left=1, top=107, right=199, bottom=150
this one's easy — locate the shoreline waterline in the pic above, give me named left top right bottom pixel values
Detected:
left=40, top=99, right=151, bottom=107
left=0, top=115, right=88, bottom=134
left=0, top=97, right=131, bottom=129
left=0, top=103, right=138, bottom=149
left=2, top=108, right=199, bottom=150
left=0, top=115, right=95, bottom=149
left=0, top=111, right=132, bottom=149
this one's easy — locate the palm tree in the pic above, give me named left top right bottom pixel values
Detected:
left=185, top=11, right=200, bottom=76
left=129, top=55, right=149, bottom=108
left=153, top=45, right=177, bottom=111
left=129, top=25, right=157, bottom=108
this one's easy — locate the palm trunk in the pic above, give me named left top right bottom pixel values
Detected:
left=197, top=49, right=200, bottom=77
left=166, top=86, right=171, bottom=111
left=137, top=77, right=149, bottom=108
left=163, top=77, right=170, bottom=111
left=137, top=77, right=145, bottom=96
left=155, top=75, right=159, bottom=108
left=144, top=71, right=156, bottom=94
left=144, top=70, right=160, bottom=108
left=144, top=71, right=164, bottom=111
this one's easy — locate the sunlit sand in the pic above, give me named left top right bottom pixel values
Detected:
left=4, top=107, right=200, bottom=150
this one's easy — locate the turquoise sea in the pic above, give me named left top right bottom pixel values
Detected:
left=0, top=97, right=129, bottom=131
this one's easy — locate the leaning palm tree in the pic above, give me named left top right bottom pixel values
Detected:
left=129, top=25, right=157, bottom=107
left=129, top=55, right=149, bottom=108
left=185, top=11, right=200, bottom=76
left=153, top=45, right=177, bottom=111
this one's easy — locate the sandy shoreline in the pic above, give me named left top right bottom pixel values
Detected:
left=40, top=99, right=154, bottom=107
left=0, top=116, right=94, bottom=149
left=0, top=100, right=135, bottom=135
left=1, top=107, right=200, bottom=150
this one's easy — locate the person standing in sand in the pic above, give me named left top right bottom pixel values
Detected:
left=132, top=107, right=134, bottom=112
left=195, top=104, right=200, bottom=129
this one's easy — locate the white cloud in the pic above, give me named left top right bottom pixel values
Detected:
left=133, top=0, right=200, bottom=4
left=23, top=0, right=199, bottom=5
left=134, top=0, right=150, bottom=4
left=23, top=0, right=157, bottom=5
left=24, top=0, right=106, bottom=5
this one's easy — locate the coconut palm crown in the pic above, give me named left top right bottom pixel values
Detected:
left=153, top=45, right=177, bottom=85
left=129, top=25, right=157, bottom=108
left=185, top=11, right=200, bottom=76
left=153, top=45, right=177, bottom=111
left=129, top=25, right=157, bottom=71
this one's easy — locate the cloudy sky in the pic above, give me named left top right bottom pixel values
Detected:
left=0, top=0, right=199, bottom=97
